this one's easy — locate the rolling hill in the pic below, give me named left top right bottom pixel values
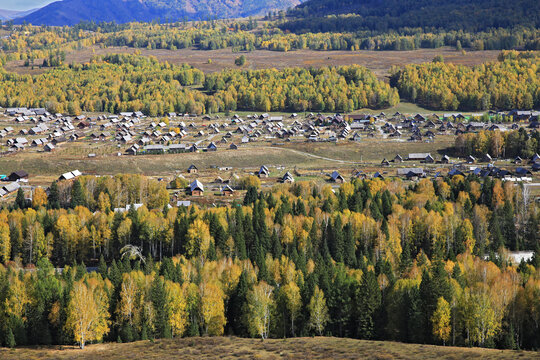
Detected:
left=15, top=0, right=302, bottom=26
left=282, top=0, right=540, bottom=33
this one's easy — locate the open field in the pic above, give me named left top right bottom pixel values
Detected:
left=0, top=336, right=537, bottom=360
left=0, top=137, right=456, bottom=185
left=4, top=47, right=500, bottom=79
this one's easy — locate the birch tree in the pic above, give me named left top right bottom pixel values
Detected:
left=65, top=278, right=110, bottom=349
left=247, top=281, right=274, bottom=339
left=308, top=285, right=329, bottom=336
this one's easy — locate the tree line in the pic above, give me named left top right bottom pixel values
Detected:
left=203, top=65, right=399, bottom=112
left=2, top=21, right=539, bottom=58
left=283, top=0, right=539, bottom=33
left=0, top=53, right=397, bottom=115
left=455, top=128, right=540, bottom=159
left=0, top=173, right=539, bottom=349
left=390, top=51, right=540, bottom=111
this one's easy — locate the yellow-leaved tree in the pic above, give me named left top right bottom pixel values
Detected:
left=431, top=296, right=451, bottom=345
left=0, top=221, right=10, bottom=263
left=308, top=285, right=329, bottom=336
left=283, top=282, right=302, bottom=336
left=199, top=280, right=226, bottom=336
left=65, top=278, right=110, bottom=349
left=167, top=281, right=188, bottom=337
left=186, top=219, right=213, bottom=265
left=32, top=187, right=48, bottom=208
left=247, top=281, right=274, bottom=339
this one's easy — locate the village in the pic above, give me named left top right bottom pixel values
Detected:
left=1, top=106, right=539, bottom=205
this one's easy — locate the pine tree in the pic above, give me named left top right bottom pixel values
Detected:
left=226, top=271, right=250, bottom=336
left=243, top=186, right=258, bottom=205
left=5, top=326, right=16, bottom=348
left=151, top=274, right=171, bottom=339
left=15, top=188, right=25, bottom=210
left=70, top=179, right=85, bottom=208
left=235, top=208, right=247, bottom=259
left=343, top=224, right=356, bottom=268
left=271, top=229, right=282, bottom=259
left=98, top=255, right=107, bottom=279
left=356, top=270, right=381, bottom=339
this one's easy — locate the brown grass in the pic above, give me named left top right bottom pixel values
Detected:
left=0, top=136, right=457, bottom=186
left=0, top=336, right=535, bottom=360
left=4, top=46, right=500, bottom=79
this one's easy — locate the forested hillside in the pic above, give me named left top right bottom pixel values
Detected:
left=0, top=174, right=539, bottom=349
left=283, top=0, right=540, bottom=33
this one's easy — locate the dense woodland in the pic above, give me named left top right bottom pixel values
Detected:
left=3, top=49, right=540, bottom=115
left=0, top=174, right=539, bottom=350
left=204, top=66, right=399, bottom=112
left=390, top=51, right=540, bottom=111
left=455, top=129, right=540, bottom=159
left=0, top=53, right=396, bottom=114
left=283, top=0, right=539, bottom=33
left=1, top=21, right=539, bottom=62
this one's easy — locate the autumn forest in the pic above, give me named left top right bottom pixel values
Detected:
left=0, top=174, right=539, bottom=350
left=0, top=1, right=540, bottom=356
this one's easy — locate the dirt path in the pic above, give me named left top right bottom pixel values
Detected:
left=265, top=146, right=360, bottom=164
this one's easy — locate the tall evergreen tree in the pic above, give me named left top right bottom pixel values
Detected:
left=70, top=179, right=85, bottom=208
left=356, top=270, right=381, bottom=339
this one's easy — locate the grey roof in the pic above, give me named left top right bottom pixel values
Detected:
left=397, top=168, right=425, bottom=176
left=190, top=180, right=204, bottom=192
left=2, top=182, right=20, bottom=193
left=408, top=153, right=431, bottom=160
left=331, top=171, right=344, bottom=180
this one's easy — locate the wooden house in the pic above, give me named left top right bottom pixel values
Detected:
left=258, top=166, right=270, bottom=178
left=330, top=171, right=345, bottom=183
left=221, top=185, right=235, bottom=196
left=190, top=180, right=204, bottom=196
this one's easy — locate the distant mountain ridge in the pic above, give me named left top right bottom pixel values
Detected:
left=15, top=0, right=302, bottom=26
left=0, top=8, right=38, bottom=21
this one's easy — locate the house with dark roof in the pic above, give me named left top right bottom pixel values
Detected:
left=440, top=155, right=450, bottom=164
left=397, top=168, right=425, bottom=179
left=481, top=154, right=493, bottom=163
left=281, top=172, right=295, bottom=184
left=206, top=142, right=218, bottom=152
left=188, top=165, right=198, bottom=174
left=330, top=171, right=345, bottom=183
left=8, top=171, right=28, bottom=181
left=448, top=168, right=465, bottom=177
left=258, top=166, right=270, bottom=178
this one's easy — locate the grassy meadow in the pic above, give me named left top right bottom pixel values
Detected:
left=0, top=336, right=537, bottom=360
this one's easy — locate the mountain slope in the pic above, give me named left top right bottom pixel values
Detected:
left=283, top=0, right=540, bottom=33
left=0, top=8, right=38, bottom=21
left=16, top=0, right=302, bottom=26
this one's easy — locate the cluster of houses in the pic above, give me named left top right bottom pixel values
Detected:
left=0, top=170, right=28, bottom=198
left=379, top=152, right=540, bottom=181
left=2, top=108, right=83, bottom=152
left=4, top=106, right=538, bottom=159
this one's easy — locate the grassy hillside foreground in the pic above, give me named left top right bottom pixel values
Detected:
left=0, top=337, right=537, bottom=360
